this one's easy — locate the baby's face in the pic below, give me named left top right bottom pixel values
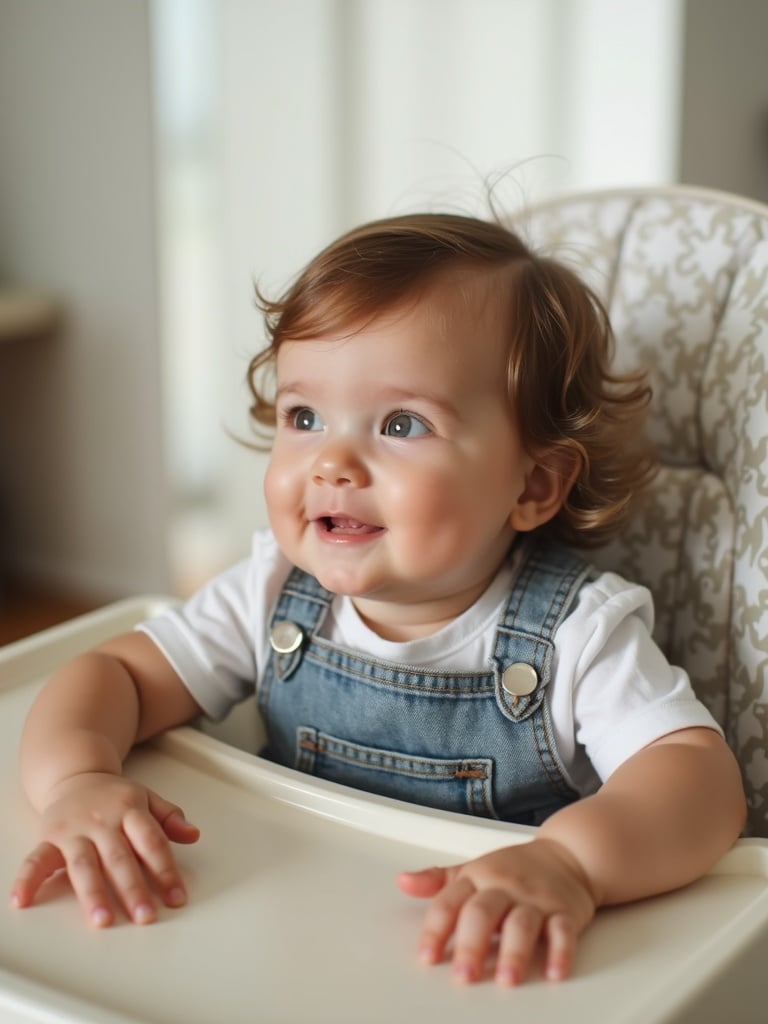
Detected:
left=264, top=270, right=537, bottom=638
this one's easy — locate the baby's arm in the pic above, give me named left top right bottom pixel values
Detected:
left=10, top=632, right=202, bottom=926
left=398, top=726, right=746, bottom=985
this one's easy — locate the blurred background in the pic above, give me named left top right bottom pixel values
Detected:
left=1, top=0, right=767, bottom=639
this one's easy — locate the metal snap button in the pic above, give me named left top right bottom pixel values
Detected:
left=501, top=663, right=538, bottom=698
left=270, top=621, right=304, bottom=654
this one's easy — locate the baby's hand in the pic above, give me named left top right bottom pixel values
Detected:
left=397, top=838, right=595, bottom=986
left=10, top=773, right=200, bottom=927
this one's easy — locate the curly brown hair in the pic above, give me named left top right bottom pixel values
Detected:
left=247, top=212, right=655, bottom=548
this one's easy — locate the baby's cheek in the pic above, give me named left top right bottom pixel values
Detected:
left=385, top=468, right=447, bottom=517
left=262, top=469, right=299, bottom=544
left=391, top=485, right=463, bottom=554
left=263, top=458, right=292, bottom=510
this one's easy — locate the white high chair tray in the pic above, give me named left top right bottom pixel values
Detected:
left=2, top=600, right=768, bottom=1024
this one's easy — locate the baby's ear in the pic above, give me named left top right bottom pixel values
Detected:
left=509, top=456, right=579, bottom=532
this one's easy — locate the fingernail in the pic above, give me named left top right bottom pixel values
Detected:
left=496, top=967, right=517, bottom=987
left=453, top=962, right=476, bottom=985
left=168, top=887, right=186, bottom=907
left=91, top=906, right=111, bottom=927
left=9, top=891, right=22, bottom=910
left=418, top=944, right=438, bottom=965
left=133, top=903, right=155, bottom=924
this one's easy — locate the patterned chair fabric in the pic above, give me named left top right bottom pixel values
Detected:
left=517, top=186, right=768, bottom=837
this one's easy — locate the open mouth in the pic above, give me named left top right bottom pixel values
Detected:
left=316, top=515, right=383, bottom=537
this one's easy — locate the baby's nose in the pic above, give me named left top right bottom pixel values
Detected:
left=311, top=441, right=370, bottom=487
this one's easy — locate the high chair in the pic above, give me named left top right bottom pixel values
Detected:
left=518, top=185, right=768, bottom=839
left=1, top=185, right=767, bottom=1023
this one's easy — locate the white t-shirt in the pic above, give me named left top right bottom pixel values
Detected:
left=139, top=530, right=719, bottom=797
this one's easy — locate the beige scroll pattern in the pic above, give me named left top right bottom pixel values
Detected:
left=518, top=187, right=768, bottom=836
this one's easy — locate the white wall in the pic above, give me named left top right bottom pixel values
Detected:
left=0, top=0, right=169, bottom=597
left=559, top=0, right=684, bottom=189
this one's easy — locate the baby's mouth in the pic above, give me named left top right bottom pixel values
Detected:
left=317, top=515, right=382, bottom=536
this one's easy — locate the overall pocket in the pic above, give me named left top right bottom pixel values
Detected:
left=296, top=726, right=497, bottom=818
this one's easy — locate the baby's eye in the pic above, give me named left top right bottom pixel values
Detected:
left=382, top=412, right=430, bottom=438
left=291, top=407, right=324, bottom=431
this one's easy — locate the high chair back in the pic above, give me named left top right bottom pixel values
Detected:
left=519, top=186, right=768, bottom=837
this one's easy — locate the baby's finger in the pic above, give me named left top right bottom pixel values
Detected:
left=10, top=842, right=66, bottom=908
left=495, top=904, right=545, bottom=986
left=544, top=912, right=579, bottom=982
left=146, top=791, right=200, bottom=845
left=61, top=837, right=117, bottom=927
left=397, top=865, right=452, bottom=899
left=451, top=889, right=513, bottom=984
left=90, top=832, right=157, bottom=925
left=417, top=876, right=475, bottom=967
left=159, top=809, right=200, bottom=845
left=122, top=808, right=189, bottom=909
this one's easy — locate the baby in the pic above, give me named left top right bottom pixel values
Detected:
left=11, top=213, right=746, bottom=987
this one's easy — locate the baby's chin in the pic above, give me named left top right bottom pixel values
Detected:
left=303, top=561, right=408, bottom=605
left=308, top=566, right=375, bottom=597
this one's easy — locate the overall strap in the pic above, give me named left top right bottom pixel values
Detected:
left=491, top=537, right=593, bottom=723
left=268, top=567, right=334, bottom=682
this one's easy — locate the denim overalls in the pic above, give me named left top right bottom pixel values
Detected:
left=258, top=538, right=591, bottom=826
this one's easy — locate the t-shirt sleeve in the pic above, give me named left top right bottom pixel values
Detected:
left=552, top=572, right=723, bottom=788
left=137, top=531, right=289, bottom=721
